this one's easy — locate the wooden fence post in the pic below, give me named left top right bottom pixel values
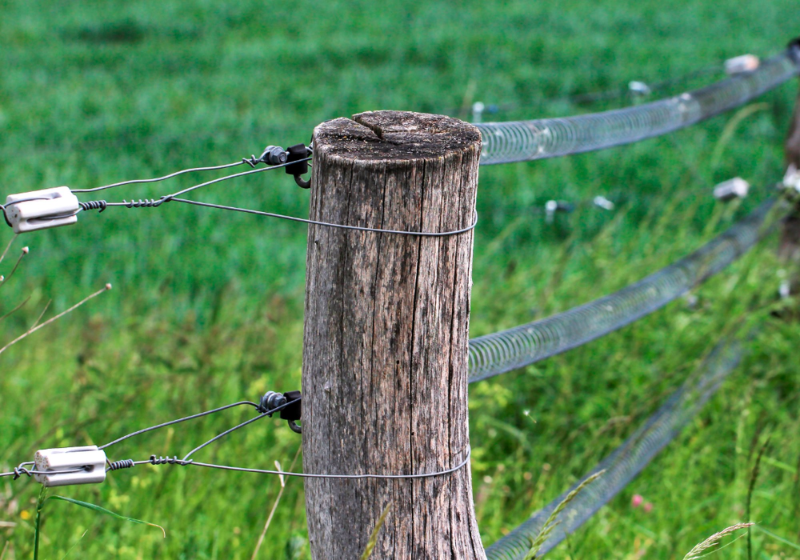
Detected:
left=301, top=111, right=485, bottom=559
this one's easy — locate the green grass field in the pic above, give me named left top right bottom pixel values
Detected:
left=1, top=0, right=800, bottom=558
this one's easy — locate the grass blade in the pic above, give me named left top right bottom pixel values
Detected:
left=34, top=486, right=47, bottom=560
left=524, top=470, right=605, bottom=560
left=46, top=495, right=166, bottom=538
left=360, top=503, right=392, bottom=560
left=755, top=526, right=800, bottom=552
left=682, top=523, right=753, bottom=560
left=747, top=436, right=771, bottom=560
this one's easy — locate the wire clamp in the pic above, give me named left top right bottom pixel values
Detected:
left=33, top=446, right=107, bottom=487
left=285, top=144, right=312, bottom=189
left=259, top=390, right=302, bottom=434
left=789, top=37, right=800, bottom=65
left=243, top=146, right=289, bottom=168
left=3, top=187, right=80, bottom=233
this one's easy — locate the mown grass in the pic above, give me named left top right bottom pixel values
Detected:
left=1, top=0, right=799, bottom=558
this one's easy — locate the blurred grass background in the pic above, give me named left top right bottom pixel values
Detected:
left=1, top=0, right=799, bottom=558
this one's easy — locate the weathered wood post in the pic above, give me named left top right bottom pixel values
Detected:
left=301, top=111, right=485, bottom=559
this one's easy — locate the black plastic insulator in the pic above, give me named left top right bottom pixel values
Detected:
left=285, top=144, right=311, bottom=188
left=790, top=37, right=800, bottom=64
left=280, top=391, right=302, bottom=422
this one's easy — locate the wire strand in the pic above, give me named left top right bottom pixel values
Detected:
left=181, top=397, right=301, bottom=461
left=98, top=401, right=260, bottom=450
left=169, top=197, right=478, bottom=237
left=80, top=157, right=312, bottom=211
left=115, top=447, right=472, bottom=480
left=72, top=161, right=247, bottom=193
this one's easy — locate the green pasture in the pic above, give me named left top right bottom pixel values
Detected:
left=1, top=0, right=799, bottom=558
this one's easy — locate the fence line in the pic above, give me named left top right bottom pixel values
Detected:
left=468, top=197, right=783, bottom=382
left=486, top=334, right=745, bottom=559
left=477, top=49, right=799, bottom=164
left=2, top=37, right=799, bottom=559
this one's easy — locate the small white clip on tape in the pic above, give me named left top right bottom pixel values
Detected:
left=724, top=54, right=760, bottom=75
left=713, top=177, right=749, bottom=201
left=4, top=187, right=80, bottom=234
left=34, top=446, right=107, bottom=487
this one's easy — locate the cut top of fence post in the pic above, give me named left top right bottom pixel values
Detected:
left=314, top=110, right=481, bottom=163
left=302, top=111, right=485, bottom=559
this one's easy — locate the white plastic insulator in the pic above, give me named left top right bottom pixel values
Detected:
left=724, top=54, right=760, bottom=75
left=713, top=177, right=749, bottom=201
left=34, top=446, right=107, bottom=487
left=593, top=195, right=615, bottom=210
left=784, top=164, right=800, bottom=195
left=472, top=101, right=485, bottom=124
left=4, top=187, right=79, bottom=234
left=628, top=81, right=651, bottom=96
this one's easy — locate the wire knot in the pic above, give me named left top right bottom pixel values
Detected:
left=13, top=466, right=32, bottom=480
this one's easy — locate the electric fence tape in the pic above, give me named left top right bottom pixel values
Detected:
left=468, top=197, right=784, bottom=383
left=485, top=334, right=746, bottom=559
left=477, top=49, right=800, bottom=164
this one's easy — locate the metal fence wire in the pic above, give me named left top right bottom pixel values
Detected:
left=477, top=50, right=799, bottom=164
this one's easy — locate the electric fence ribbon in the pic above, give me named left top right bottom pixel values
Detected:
left=477, top=47, right=800, bottom=164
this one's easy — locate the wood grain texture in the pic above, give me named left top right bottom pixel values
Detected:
left=302, top=111, right=484, bottom=559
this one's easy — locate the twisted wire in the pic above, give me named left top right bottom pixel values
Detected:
left=124, top=198, right=163, bottom=208
left=477, top=51, right=799, bottom=164
left=79, top=200, right=107, bottom=213
left=106, top=459, right=135, bottom=471
left=485, top=335, right=745, bottom=559
left=129, top=447, right=472, bottom=480
left=468, top=197, right=782, bottom=383
left=149, top=455, right=190, bottom=466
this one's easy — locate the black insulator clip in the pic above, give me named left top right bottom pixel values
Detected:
left=790, top=37, right=800, bottom=65
left=285, top=144, right=312, bottom=189
left=258, top=390, right=302, bottom=434
left=281, top=390, right=302, bottom=434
